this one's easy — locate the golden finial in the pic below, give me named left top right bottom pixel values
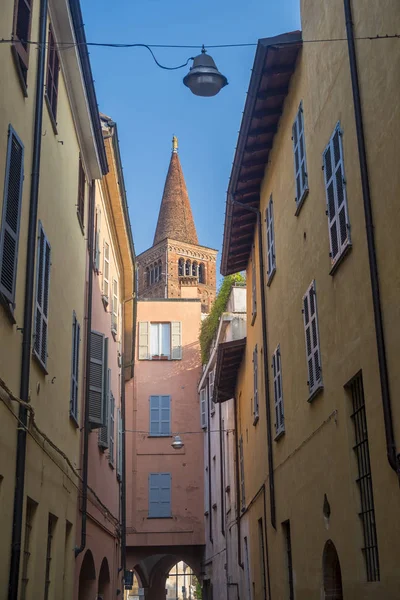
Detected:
left=172, top=135, right=178, bottom=153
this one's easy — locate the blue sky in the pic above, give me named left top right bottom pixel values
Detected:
left=82, top=0, right=301, bottom=273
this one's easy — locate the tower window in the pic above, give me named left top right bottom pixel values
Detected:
left=199, top=263, right=205, bottom=284
left=185, top=259, right=191, bottom=276
left=192, top=261, right=198, bottom=277
left=178, top=258, right=184, bottom=276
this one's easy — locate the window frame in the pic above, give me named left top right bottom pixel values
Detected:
left=272, top=345, right=285, bottom=438
left=45, top=25, right=60, bottom=129
left=150, top=322, right=171, bottom=359
left=209, top=370, right=215, bottom=416
left=200, top=387, right=207, bottom=429
left=12, top=0, right=33, bottom=92
left=102, top=241, right=110, bottom=305
left=293, top=101, right=309, bottom=215
left=302, top=280, right=323, bottom=401
left=265, top=195, right=276, bottom=285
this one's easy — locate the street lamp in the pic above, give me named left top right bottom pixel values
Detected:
left=183, top=47, right=228, bottom=97
left=171, top=435, right=184, bottom=450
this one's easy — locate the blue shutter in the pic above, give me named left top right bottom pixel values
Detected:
left=34, top=223, right=51, bottom=368
left=150, top=395, right=170, bottom=436
left=323, top=123, right=351, bottom=268
left=70, top=311, right=80, bottom=420
left=149, top=473, right=171, bottom=518
left=0, top=126, right=24, bottom=308
left=150, top=395, right=160, bottom=435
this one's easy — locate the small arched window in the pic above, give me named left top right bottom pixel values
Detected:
left=145, top=267, right=149, bottom=287
left=157, top=260, right=162, bottom=282
left=178, top=258, right=184, bottom=276
left=150, top=265, right=155, bottom=285
left=185, top=260, right=191, bottom=276
left=199, top=263, right=205, bottom=284
left=192, top=261, right=198, bottom=277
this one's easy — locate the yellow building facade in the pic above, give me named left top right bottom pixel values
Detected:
left=219, top=1, right=400, bottom=598
left=0, top=0, right=107, bottom=598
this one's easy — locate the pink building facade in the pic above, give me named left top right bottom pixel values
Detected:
left=126, top=297, right=205, bottom=598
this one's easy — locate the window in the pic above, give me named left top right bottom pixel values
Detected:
left=103, top=242, right=109, bottom=302
left=98, top=368, right=110, bottom=449
left=178, top=258, right=184, bottom=276
left=323, top=123, right=351, bottom=271
left=198, top=263, right=205, bottom=284
left=347, top=372, right=380, bottom=581
left=283, top=520, right=294, bottom=600
left=253, top=345, right=259, bottom=423
left=145, top=267, right=149, bottom=287
left=150, top=395, right=171, bottom=436
left=89, top=332, right=108, bottom=428
left=62, top=522, right=72, bottom=599
left=111, top=278, right=118, bottom=337
left=239, top=435, right=245, bottom=510
left=70, top=312, right=80, bottom=422
left=45, top=26, right=60, bottom=124
left=34, top=223, right=51, bottom=369
left=185, top=259, right=191, bottom=275
left=258, top=519, right=266, bottom=600
left=292, top=101, right=308, bottom=212
left=272, top=345, right=284, bottom=437
left=117, top=408, right=122, bottom=479
left=192, top=261, right=198, bottom=277
left=302, top=281, right=323, bottom=399
left=200, top=388, right=207, bottom=429
left=138, top=321, right=182, bottom=360
left=77, top=156, right=85, bottom=227
left=21, top=498, right=37, bottom=600
left=266, top=195, right=276, bottom=284
left=209, top=370, right=215, bottom=415
left=94, top=207, right=101, bottom=272
left=251, top=246, right=256, bottom=324
left=108, top=392, right=115, bottom=466
left=44, top=514, right=57, bottom=600
left=12, top=0, right=33, bottom=86
left=148, top=473, right=171, bottom=518
left=0, top=125, right=24, bottom=312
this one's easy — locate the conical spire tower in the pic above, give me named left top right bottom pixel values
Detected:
left=153, top=136, right=199, bottom=246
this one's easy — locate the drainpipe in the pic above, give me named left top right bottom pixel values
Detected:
left=262, top=484, right=272, bottom=600
left=75, top=180, right=96, bottom=557
left=207, top=388, right=213, bottom=544
left=233, top=394, right=242, bottom=569
left=343, top=0, right=399, bottom=474
left=219, top=406, right=225, bottom=536
left=231, top=197, right=276, bottom=527
left=8, top=0, right=48, bottom=597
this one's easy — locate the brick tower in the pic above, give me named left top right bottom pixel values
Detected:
left=137, top=137, right=217, bottom=312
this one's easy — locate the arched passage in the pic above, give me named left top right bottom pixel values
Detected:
left=323, top=540, right=343, bottom=600
left=98, top=557, right=111, bottom=600
left=78, top=550, right=96, bottom=600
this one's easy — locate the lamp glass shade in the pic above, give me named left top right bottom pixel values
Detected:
left=171, top=435, right=184, bottom=450
left=183, top=52, right=228, bottom=97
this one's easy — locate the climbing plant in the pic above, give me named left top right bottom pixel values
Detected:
left=199, top=273, right=245, bottom=364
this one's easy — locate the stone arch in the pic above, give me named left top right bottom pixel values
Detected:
left=78, top=549, right=96, bottom=600
left=323, top=540, right=343, bottom=600
left=98, top=557, right=111, bottom=600
left=185, top=259, right=191, bottom=276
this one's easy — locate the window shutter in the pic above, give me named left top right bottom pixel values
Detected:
left=251, top=247, right=257, bottom=321
left=302, top=281, right=323, bottom=397
left=171, top=321, right=182, bottom=360
left=103, top=242, right=109, bottom=300
left=239, top=436, right=245, bottom=508
left=88, top=331, right=105, bottom=428
left=200, top=388, right=207, bottom=429
left=253, top=345, right=259, bottom=420
left=138, top=322, right=150, bottom=360
left=98, top=367, right=110, bottom=447
left=323, top=124, right=351, bottom=266
left=109, top=392, right=115, bottom=465
left=266, top=196, right=276, bottom=280
left=149, top=473, right=171, bottom=518
left=150, top=395, right=170, bottom=435
left=209, top=370, right=215, bottom=410
left=272, top=346, right=284, bottom=436
left=70, top=312, right=80, bottom=420
left=150, top=395, right=160, bottom=435
left=117, top=408, right=122, bottom=479
left=0, top=126, right=24, bottom=307
left=94, top=208, right=101, bottom=271
left=293, top=102, right=308, bottom=207
left=111, top=279, right=118, bottom=335
left=34, top=223, right=51, bottom=368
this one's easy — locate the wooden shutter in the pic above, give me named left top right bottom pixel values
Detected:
left=150, top=395, right=170, bottom=435
left=251, top=246, right=257, bottom=322
left=34, top=223, right=51, bottom=368
left=293, top=101, right=308, bottom=208
left=111, top=279, right=118, bottom=335
left=138, top=321, right=150, bottom=359
left=13, top=0, right=33, bottom=75
left=70, top=312, right=80, bottom=420
left=266, top=196, right=276, bottom=281
left=253, top=345, right=259, bottom=420
left=239, top=436, right=245, bottom=508
left=109, top=392, right=115, bottom=465
left=98, top=367, right=110, bottom=447
left=0, top=126, right=24, bottom=307
left=171, top=321, right=182, bottom=360
left=323, top=123, right=351, bottom=266
left=94, top=208, right=101, bottom=271
left=117, top=408, right=122, bottom=479
left=88, top=331, right=105, bottom=428
left=200, top=388, right=207, bottom=429
left=149, top=473, right=171, bottom=518
left=46, top=27, right=60, bottom=120
left=272, top=346, right=284, bottom=436
left=302, top=281, right=323, bottom=397
left=103, top=241, right=109, bottom=300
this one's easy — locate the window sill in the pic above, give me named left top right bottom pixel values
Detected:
left=151, top=355, right=170, bottom=361
left=69, top=412, right=79, bottom=428
left=0, top=294, right=16, bottom=325
left=148, top=434, right=172, bottom=438
left=11, top=45, right=28, bottom=98
left=274, top=428, right=285, bottom=441
left=45, top=94, right=58, bottom=135
left=267, top=267, right=276, bottom=287
left=294, top=187, right=309, bottom=216
left=32, top=350, right=48, bottom=375
left=307, top=384, right=324, bottom=403
left=76, top=210, right=85, bottom=235
left=147, top=516, right=173, bottom=520
left=253, top=414, right=259, bottom=426
left=329, top=243, right=352, bottom=276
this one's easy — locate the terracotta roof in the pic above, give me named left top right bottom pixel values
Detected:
left=221, top=31, right=302, bottom=276
left=153, top=140, right=199, bottom=246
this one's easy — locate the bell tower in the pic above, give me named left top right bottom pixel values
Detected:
left=137, top=137, right=217, bottom=313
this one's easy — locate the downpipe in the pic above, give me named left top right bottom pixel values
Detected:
left=8, top=0, right=48, bottom=597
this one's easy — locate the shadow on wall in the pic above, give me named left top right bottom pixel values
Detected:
left=137, top=342, right=202, bottom=386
